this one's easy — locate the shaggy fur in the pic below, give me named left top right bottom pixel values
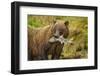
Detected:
left=28, top=20, right=69, bottom=60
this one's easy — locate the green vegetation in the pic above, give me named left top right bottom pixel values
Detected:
left=28, top=15, right=88, bottom=59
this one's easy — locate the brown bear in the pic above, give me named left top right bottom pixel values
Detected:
left=28, top=20, right=69, bottom=60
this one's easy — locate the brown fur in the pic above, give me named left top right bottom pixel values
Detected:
left=28, top=20, right=69, bottom=60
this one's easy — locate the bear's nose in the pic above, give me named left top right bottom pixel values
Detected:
left=59, top=31, right=63, bottom=35
left=54, top=35, right=59, bottom=38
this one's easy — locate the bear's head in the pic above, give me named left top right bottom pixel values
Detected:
left=49, top=20, right=69, bottom=44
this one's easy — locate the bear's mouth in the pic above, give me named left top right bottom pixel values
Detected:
left=49, top=35, right=66, bottom=44
left=49, top=35, right=74, bottom=45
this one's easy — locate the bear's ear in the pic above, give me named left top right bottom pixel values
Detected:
left=64, top=21, right=69, bottom=26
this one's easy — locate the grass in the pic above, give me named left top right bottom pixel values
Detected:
left=28, top=15, right=88, bottom=59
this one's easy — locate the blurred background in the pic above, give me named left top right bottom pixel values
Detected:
left=28, top=15, right=88, bottom=59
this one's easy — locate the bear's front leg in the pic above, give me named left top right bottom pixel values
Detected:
left=53, top=44, right=64, bottom=59
left=39, top=49, right=48, bottom=60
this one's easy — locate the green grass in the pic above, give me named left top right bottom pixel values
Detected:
left=28, top=15, right=88, bottom=59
